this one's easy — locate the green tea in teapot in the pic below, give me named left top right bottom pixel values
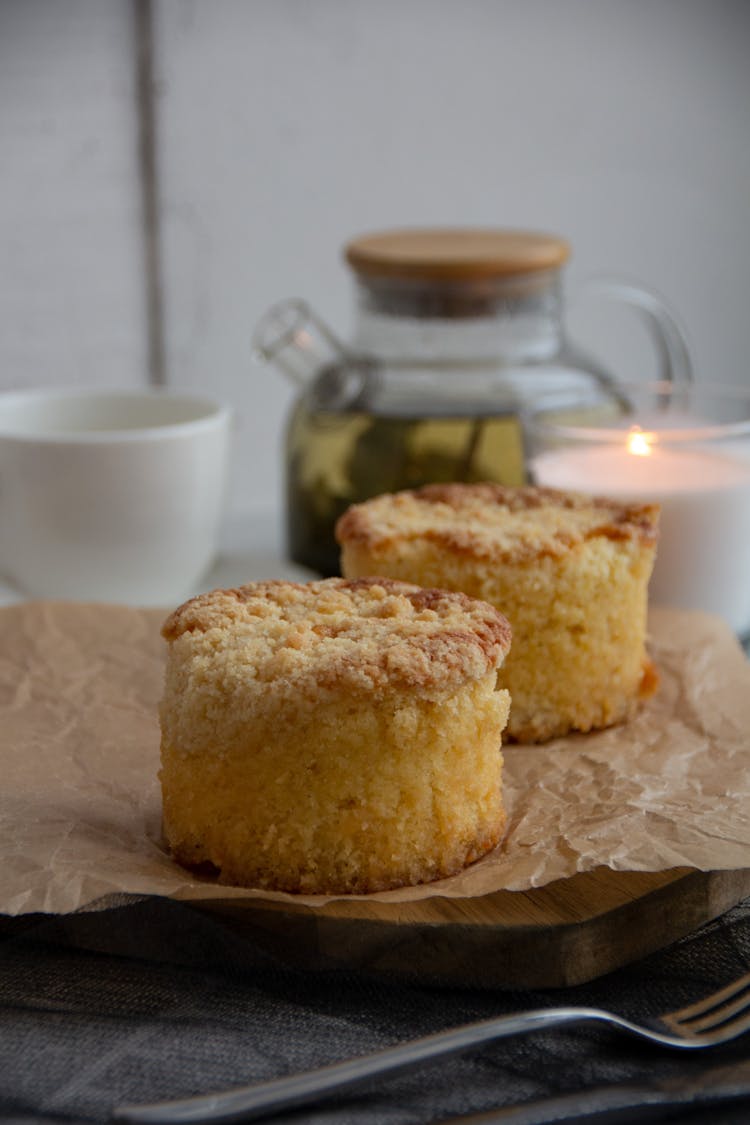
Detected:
left=286, top=405, right=525, bottom=576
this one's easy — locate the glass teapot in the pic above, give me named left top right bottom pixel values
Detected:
left=254, top=228, right=692, bottom=576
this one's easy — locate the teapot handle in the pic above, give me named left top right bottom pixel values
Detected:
left=574, top=277, right=693, bottom=384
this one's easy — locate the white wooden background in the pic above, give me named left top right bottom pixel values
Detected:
left=2, top=0, right=749, bottom=519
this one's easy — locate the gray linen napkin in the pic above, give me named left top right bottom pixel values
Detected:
left=1, top=894, right=749, bottom=1125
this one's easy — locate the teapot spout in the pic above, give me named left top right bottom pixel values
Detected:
left=253, top=298, right=349, bottom=387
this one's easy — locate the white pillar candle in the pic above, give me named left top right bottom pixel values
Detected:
left=532, top=434, right=750, bottom=637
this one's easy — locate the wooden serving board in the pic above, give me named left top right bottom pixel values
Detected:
left=194, top=867, right=750, bottom=989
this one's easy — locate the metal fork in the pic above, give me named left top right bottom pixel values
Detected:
left=113, top=970, right=750, bottom=1125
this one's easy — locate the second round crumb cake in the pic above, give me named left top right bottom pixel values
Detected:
left=337, top=483, right=660, bottom=743
left=159, top=576, right=512, bottom=894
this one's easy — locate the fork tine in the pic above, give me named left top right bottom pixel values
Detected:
left=668, top=971, right=750, bottom=1034
left=680, top=995, right=750, bottom=1036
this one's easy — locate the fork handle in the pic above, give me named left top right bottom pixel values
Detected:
left=113, top=1007, right=613, bottom=1124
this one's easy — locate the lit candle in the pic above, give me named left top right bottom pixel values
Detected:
left=532, top=427, right=750, bottom=637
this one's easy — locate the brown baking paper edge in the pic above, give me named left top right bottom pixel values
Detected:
left=1, top=600, right=749, bottom=916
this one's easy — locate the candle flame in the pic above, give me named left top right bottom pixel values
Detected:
left=627, top=428, right=654, bottom=457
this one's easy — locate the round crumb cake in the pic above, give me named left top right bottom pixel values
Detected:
left=336, top=483, right=660, bottom=743
left=159, top=576, right=512, bottom=894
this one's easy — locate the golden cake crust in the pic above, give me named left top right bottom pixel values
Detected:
left=162, top=576, right=512, bottom=700
left=336, top=483, right=659, bottom=565
left=159, top=576, right=512, bottom=893
left=337, top=484, right=659, bottom=744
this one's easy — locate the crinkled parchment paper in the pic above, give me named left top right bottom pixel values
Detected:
left=1, top=601, right=749, bottom=915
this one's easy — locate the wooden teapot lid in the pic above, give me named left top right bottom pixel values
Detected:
left=344, top=228, right=570, bottom=282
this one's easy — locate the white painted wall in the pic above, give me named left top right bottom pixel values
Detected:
left=3, top=1, right=749, bottom=520
left=0, top=0, right=147, bottom=390
left=153, top=0, right=750, bottom=516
